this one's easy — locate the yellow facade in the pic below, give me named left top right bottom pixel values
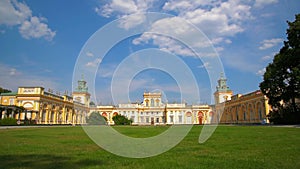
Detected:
left=213, top=73, right=270, bottom=124
left=1, top=74, right=271, bottom=125
left=216, top=90, right=270, bottom=124
left=0, top=79, right=90, bottom=125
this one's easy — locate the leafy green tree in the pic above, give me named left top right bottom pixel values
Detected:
left=260, top=14, right=300, bottom=124
left=112, top=114, right=132, bottom=125
left=89, top=101, right=96, bottom=106
left=0, top=87, right=11, bottom=94
left=87, top=112, right=107, bottom=125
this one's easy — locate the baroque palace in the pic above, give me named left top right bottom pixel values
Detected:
left=0, top=74, right=270, bottom=125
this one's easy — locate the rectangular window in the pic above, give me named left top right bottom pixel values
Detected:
left=141, top=117, right=144, bottom=123
left=170, top=116, right=174, bottom=123
left=146, top=117, right=149, bottom=123
left=9, top=98, right=14, bottom=105
left=156, top=118, right=159, bottom=123
left=178, top=116, right=182, bottom=123
left=131, top=116, right=135, bottom=122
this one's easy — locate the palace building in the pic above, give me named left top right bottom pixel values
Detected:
left=0, top=78, right=90, bottom=125
left=90, top=92, right=213, bottom=125
left=0, top=73, right=270, bottom=125
left=213, top=73, right=270, bottom=124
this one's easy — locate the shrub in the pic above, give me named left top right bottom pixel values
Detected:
left=0, top=118, right=17, bottom=126
left=112, top=114, right=132, bottom=125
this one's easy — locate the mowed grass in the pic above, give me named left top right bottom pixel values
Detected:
left=0, top=125, right=299, bottom=169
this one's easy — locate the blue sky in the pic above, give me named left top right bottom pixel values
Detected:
left=0, top=0, right=299, bottom=105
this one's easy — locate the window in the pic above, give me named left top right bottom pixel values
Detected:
left=170, top=116, right=174, bottom=123
left=131, top=116, right=135, bottom=122
left=9, top=98, right=14, bottom=105
left=178, top=116, right=182, bottom=123
left=151, top=99, right=154, bottom=107
left=156, top=118, right=159, bottom=123
left=146, top=117, right=149, bottom=123
left=141, top=117, right=144, bottom=123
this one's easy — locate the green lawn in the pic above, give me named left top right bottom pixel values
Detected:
left=0, top=125, right=299, bottom=169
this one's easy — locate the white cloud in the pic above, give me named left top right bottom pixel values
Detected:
left=256, top=68, right=266, bottom=76
left=131, top=0, right=252, bottom=57
left=0, top=0, right=55, bottom=41
left=19, top=16, right=56, bottom=41
left=259, top=38, right=283, bottom=50
left=0, top=0, right=32, bottom=25
left=99, top=0, right=139, bottom=17
left=118, top=13, right=146, bottom=29
left=254, top=0, right=278, bottom=8
left=182, top=0, right=251, bottom=37
left=85, top=58, right=102, bottom=68
left=95, top=0, right=155, bottom=29
left=86, top=52, right=94, bottom=57
left=261, top=55, right=272, bottom=61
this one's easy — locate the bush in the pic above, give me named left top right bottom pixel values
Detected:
left=0, top=118, right=17, bottom=126
left=267, top=105, right=300, bottom=124
left=112, top=114, right=132, bottom=125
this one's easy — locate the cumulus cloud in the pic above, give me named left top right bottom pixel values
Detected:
left=0, top=0, right=55, bottom=41
left=19, top=16, right=56, bottom=41
left=259, top=38, right=283, bottom=50
left=95, top=0, right=156, bottom=29
left=132, top=0, right=252, bottom=57
left=94, top=0, right=266, bottom=59
left=0, top=0, right=31, bottom=25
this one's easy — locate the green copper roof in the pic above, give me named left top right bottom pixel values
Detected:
left=0, top=92, right=17, bottom=96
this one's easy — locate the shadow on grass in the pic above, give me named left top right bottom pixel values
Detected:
left=0, top=154, right=103, bottom=169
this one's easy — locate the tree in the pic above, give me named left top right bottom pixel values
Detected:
left=89, top=101, right=96, bottom=107
left=0, top=87, right=11, bottom=94
left=259, top=14, right=300, bottom=124
left=86, top=112, right=107, bottom=125
left=112, top=114, right=132, bottom=125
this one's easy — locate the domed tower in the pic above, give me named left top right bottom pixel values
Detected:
left=73, top=75, right=90, bottom=107
left=214, top=72, right=233, bottom=104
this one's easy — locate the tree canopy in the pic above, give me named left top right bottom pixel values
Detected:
left=259, top=14, right=300, bottom=124
left=0, top=87, right=11, bottom=94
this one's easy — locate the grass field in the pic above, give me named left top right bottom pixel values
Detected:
left=0, top=125, right=299, bottom=169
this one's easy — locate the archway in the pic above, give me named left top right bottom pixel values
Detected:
left=198, top=111, right=203, bottom=125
